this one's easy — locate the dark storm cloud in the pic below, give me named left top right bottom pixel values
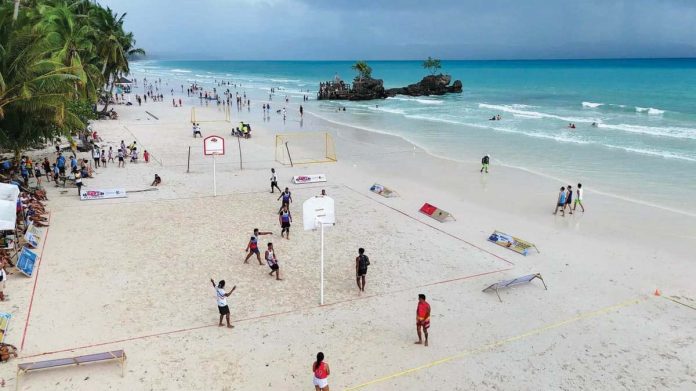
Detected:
left=99, top=0, right=696, bottom=59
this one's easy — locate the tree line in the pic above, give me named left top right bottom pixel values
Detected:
left=0, top=0, right=144, bottom=158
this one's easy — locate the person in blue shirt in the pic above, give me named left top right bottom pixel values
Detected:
left=20, top=160, right=29, bottom=186
left=70, top=156, right=78, bottom=172
left=56, top=153, right=66, bottom=175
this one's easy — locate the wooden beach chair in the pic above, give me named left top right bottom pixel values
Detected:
left=482, top=273, right=547, bottom=302
left=419, top=202, right=455, bottom=222
left=16, top=350, right=126, bottom=390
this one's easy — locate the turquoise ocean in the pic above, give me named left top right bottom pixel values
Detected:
left=130, top=59, right=696, bottom=215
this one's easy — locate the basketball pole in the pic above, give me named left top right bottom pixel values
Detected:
left=213, top=153, right=217, bottom=196
left=320, top=220, right=325, bottom=305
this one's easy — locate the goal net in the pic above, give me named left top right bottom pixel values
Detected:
left=275, top=132, right=337, bottom=166
left=190, top=106, right=231, bottom=123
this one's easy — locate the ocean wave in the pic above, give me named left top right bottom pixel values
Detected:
left=369, top=106, right=406, bottom=115
left=635, top=106, right=665, bottom=115
left=598, top=123, right=696, bottom=140
left=492, top=127, right=592, bottom=145
left=171, top=69, right=191, bottom=73
left=404, top=114, right=463, bottom=125
left=603, top=145, right=696, bottom=162
left=387, top=96, right=444, bottom=105
left=582, top=101, right=603, bottom=108
left=478, top=103, right=589, bottom=123
left=271, top=78, right=300, bottom=83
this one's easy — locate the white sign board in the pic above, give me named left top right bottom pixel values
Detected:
left=303, top=196, right=335, bottom=231
left=80, top=188, right=127, bottom=201
left=293, top=174, right=326, bottom=184
left=203, top=135, right=225, bottom=155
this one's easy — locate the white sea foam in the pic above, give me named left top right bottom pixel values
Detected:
left=386, top=96, right=444, bottom=105
left=635, top=106, right=665, bottom=115
left=582, top=101, right=603, bottom=108
left=603, top=144, right=696, bottom=162
left=270, top=78, right=300, bottom=83
left=171, top=69, right=191, bottom=73
left=598, top=123, right=696, bottom=140
left=478, top=103, right=589, bottom=123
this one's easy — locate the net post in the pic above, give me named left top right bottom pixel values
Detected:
left=285, top=142, right=294, bottom=167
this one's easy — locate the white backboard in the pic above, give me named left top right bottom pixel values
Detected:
left=203, top=135, right=225, bottom=155
left=303, top=196, right=335, bottom=230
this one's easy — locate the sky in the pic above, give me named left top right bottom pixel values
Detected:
left=100, top=0, right=696, bottom=60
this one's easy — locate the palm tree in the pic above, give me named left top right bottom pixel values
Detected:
left=0, top=0, right=143, bottom=157
left=36, top=1, right=101, bottom=98
left=0, top=11, right=80, bottom=157
left=351, top=61, right=372, bottom=81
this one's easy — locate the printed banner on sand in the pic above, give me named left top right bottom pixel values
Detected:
left=16, top=247, right=38, bottom=277
left=292, top=174, right=327, bottom=184
left=488, top=230, right=538, bottom=256
left=80, top=188, right=127, bottom=201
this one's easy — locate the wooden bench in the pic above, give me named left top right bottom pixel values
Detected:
left=482, top=273, right=547, bottom=302
left=16, top=350, right=126, bottom=390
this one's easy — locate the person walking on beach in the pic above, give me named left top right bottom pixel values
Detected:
left=265, top=243, right=282, bottom=280
left=416, top=294, right=430, bottom=347
left=244, top=228, right=272, bottom=265
left=278, top=187, right=292, bottom=211
left=300, top=105, right=304, bottom=117
left=356, top=248, right=370, bottom=293
left=74, top=170, right=83, bottom=197
left=108, top=147, right=114, bottom=164
left=92, top=147, right=101, bottom=168
left=574, top=183, right=585, bottom=212
left=279, top=205, right=292, bottom=239
left=117, top=149, right=125, bottom=168
left=270, top=168, right=281, bottom=193
left=210, top=278, right=236, bottom=328
left=480, top=154, right=490, bottom=173
left=553, top=186, right=567, bottom=216
left=564, top=185, right=574, bottom=215
left=312, top=352, right=330, bottom=391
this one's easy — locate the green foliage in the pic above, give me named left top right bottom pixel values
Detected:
left=67, top=99, right=97, bottom=124
left=0, top=0, right=143, bottom=155
left=423, top=56, right=442, bottom=75
left=351, top=60, right=372, bottom=80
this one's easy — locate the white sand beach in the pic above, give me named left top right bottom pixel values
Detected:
left=1, top=98, right=695, bottom=390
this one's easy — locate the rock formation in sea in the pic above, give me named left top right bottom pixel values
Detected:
left=317, top=74, right=462, bottom=101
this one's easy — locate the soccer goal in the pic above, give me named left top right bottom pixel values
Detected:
left=190, top=106, right=231, bottom=124
left=275, top=132, right=337, bottom=166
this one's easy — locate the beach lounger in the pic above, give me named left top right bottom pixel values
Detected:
left=419, top=202, right=455, bottom=222
left=487, top=230, right=539, bottom=256
left=16, top=350, right=126, bottom=390
left=483, top=273, right=547, bottom=302
left=370, top=183, right=398, bottom=198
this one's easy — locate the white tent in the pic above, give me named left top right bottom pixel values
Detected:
left=0, top=183, right=19, bottom=231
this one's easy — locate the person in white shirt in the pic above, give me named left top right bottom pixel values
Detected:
left=573, top=183, right=585, bottom=212
left=92, top=147, right=101, bottom=167
left=210, top=278, right=236, bottom=328
left=270, top=168, right=281, bottom=193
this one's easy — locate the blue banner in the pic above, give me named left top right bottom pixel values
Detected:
left=16, top=247, right=37, bottom=277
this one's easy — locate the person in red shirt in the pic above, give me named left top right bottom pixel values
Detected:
left=312, top=352, right=330, bottom=390
left=143, top=150, right=150, bottom=163
left=416, top=293, right=430, bottom=347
